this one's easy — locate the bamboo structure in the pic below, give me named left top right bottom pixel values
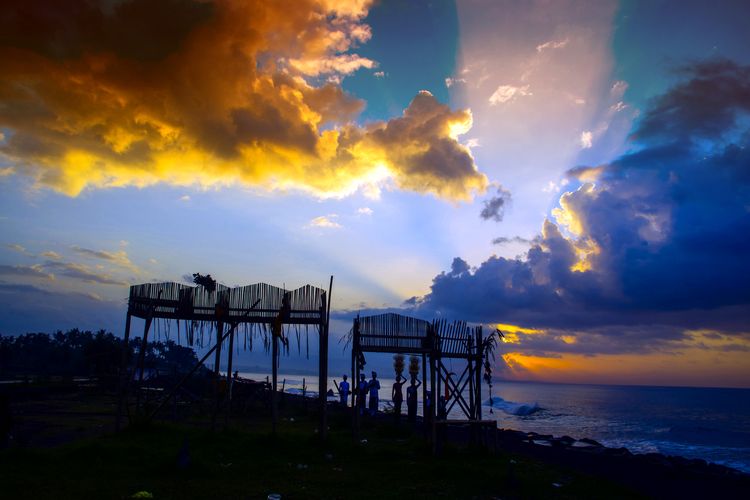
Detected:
left=350, top=313, right=491, bottom=452
left=116, top=279, right=331, bottom=439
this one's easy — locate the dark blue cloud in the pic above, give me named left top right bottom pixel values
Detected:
left=0, top=283, right=125, bottom=335
left=410, top=60, right=750, bottom=352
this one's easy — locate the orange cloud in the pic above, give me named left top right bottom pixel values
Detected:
left=0, top=0, right=487, bottom=200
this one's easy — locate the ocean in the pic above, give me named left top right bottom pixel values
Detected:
left=239, top=372, right=750, bottom=473
left=486, top=381, right=750, bottom=474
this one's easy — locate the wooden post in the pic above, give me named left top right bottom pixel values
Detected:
left=272, top=329, right=279, bottom=435
left=211, top=321, right=223, bottom=431
left=134, top=316, right=152, bottom=414
left=319, top=276, right=332, bottom=441
left=351, top=325, right=357, bottom=436
left=115, top=313, right=132, bottom=431
left=429, top=353, right=437, bottom=450
left=468, top=341, right=475, bottom=419
left=353, top=324, right=360, bottom=439
left=421, top=352, right=427, bottom=437
left=225, top=322, right=236, bottom=424
left=476, top=328, right=483, bottom=421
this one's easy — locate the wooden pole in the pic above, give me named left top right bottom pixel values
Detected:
left=429, top=352, right=436, bottom=450
left=115, top=313, right=132, bottom=431
left=272, top=329, right=279, bottom=435
left=225, top=323, right=236, bottom=425
left=353, top=316, right=361, bottom=438
left=468, top=341, right=475, bottom=419
left=319, top=275, right=333, bottom=441
left=421, top=352, right=427, bottom=437
left=476, top=328, right=483, bottom=421
left=211, top=321, right=223, bottom=431
left=135, top=317, right=152, bottom=414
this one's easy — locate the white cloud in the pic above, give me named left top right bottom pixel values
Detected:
left=179, top=195, right=191, bottom=202
left=536, top=38, right=569, bottom=53
left=289, top=54, right=375, bottom=77
left=611, top=80, right=628, bottom=98
left=580, top=130, right=593, bottom=149
left=40, top=251, right=62, bottom=260
left=489, top=84, right=532, bottom=105
left=374, top=71, right=385, bottom=78
left=357, top=207, right=373, bottom=215
left=465, top=138, right=480, bottom=149
left=71, top=246, right=141, bottom=274
left=445, top=77, right=467, bottom=88
left=309, top=214, right=342, bottom=228
left=6, top=243, right=32, bottom=256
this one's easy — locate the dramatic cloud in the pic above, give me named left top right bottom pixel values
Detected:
left=479, top=186, right=512, bottom=222
left=411, top=60, right=750, bottom=356
left=0, top=0, right=487, bottom=201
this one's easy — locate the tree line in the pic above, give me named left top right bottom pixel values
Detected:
left=0, top=329, right=202, bottom=379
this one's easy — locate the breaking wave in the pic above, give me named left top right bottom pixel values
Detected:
left=484, top=396, right=541, bottom=416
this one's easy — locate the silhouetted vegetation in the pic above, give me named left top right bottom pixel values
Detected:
left=0, top=329, right=201, bottom=379
left=192, top=273, right=216, bottom=292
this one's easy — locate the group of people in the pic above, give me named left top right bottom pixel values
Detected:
left=334, top=372, right=426, bottom=421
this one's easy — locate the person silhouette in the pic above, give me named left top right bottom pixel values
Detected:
left=357, top=374, right=368, bottom=415
left=407, top=377, right=421, bottom=423
left=368, top=371, right=380, bottom=416
left=392, top=374, right=406, bottom=421
left=336, top=374, right=350, bottom=406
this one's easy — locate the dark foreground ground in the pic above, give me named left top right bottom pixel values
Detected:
left=0, top=382, right=748, bottom=499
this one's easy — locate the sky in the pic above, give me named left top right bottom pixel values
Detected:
left=1, top=0, right=749, bottom=388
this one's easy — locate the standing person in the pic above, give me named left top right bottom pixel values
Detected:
left=392, top=374, right=405, bottom=421
left=368, top=371, right=380, bottom=416
left=357, top=374, right=368, bottom=415
left=336, top=374, right=350, bottom=406
left=407, top=377, right=421, bottom=423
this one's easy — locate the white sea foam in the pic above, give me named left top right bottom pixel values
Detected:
left=484, top=396, right=541, bottom=416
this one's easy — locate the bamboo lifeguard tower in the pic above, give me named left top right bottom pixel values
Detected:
left=350, top=312, right=495, bottom=451
left=116, top=278, right=332, bottom=438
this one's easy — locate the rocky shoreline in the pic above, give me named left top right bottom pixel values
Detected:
left=491, top=427, right=749, bottom=498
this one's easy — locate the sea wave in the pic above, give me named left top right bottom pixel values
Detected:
left=483, top=396, right=541, bottom=416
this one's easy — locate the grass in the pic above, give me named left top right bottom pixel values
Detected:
left=0, top=408, right=641, bottom=499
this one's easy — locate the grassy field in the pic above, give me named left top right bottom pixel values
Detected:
left=0, top=394, right=641, bottom=500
